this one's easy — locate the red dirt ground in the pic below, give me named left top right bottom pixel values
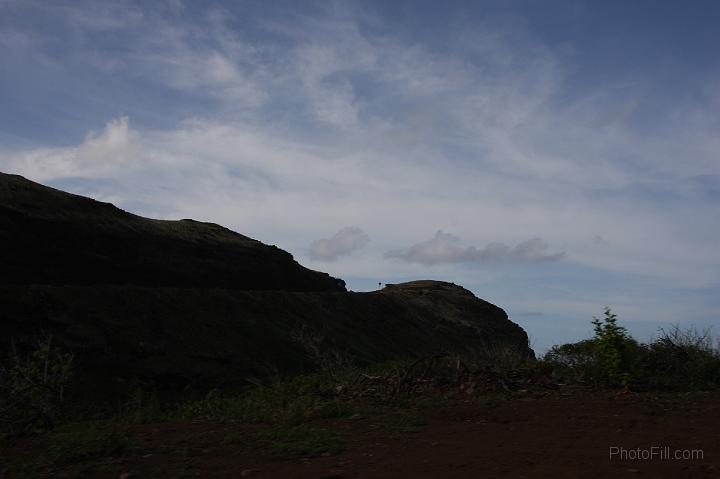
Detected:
left=61, top=390, right=720, bottom=479
left=3, top=389, right=718, bottom=478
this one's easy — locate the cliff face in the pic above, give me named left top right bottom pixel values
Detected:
left=0, top=173, right=532, bottom=399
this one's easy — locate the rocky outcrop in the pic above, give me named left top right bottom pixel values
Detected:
left=0, top=172, right=532, bottom=400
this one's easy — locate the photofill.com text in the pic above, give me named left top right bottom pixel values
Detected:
left=609, top=446, right=704, bottom=461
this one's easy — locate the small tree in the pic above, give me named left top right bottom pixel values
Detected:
left=591, top=307, right=633, bottom=386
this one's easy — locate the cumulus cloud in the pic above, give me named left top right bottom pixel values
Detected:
left=76, top=116, right=141, bottom=166
left=8, top=116, right=142, bottom=181
left=384, top=231, right=564, bottom=266
left=309, top=227, right=370, bottom=262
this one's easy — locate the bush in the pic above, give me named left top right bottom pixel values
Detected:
left=543, top=339, right=597, bottom=382
left=544, top=308, right=638, bottom=387
left=0, top=335, right=74, bottom=435
left=543, top=309, right=720, bottom=391
left=632, top=326, right=720, bottom=391
left=590, top=307, right=638, bottom=386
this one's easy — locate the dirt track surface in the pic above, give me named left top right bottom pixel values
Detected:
left=105, top=390, right=719, bottom=479
left=3, top=390, right=718, bottom=478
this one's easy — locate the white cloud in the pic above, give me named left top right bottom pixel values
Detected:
left=7, top=116, right=142, bottom=181
left=3, top=109, right=717, bottom=288
left=385, top=231, right=564, bottom=266
left=309, top=226, right=370, bottom=262
left=76, top=117, right=141, bottom=166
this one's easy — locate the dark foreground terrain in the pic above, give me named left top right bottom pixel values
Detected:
left=2, top=388, right=718, bottom=478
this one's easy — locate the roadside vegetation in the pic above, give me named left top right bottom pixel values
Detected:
left=0, top=335, right=530, bottom=476
left=2, top=311, right=719, bottom=476
left=544, top=307, right=720, bottom=391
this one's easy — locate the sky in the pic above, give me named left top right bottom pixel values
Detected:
left=1, top=0, right=719, bottom=353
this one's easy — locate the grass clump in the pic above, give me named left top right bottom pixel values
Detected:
left=176, top=374, right=354, bottom=424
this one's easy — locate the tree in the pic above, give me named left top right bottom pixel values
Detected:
left=591, top=307, right=633, bottom=386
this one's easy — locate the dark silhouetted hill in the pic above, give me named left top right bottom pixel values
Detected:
left=0, top=172, right=532, bottom=400
left=0, top=172, right=344, bottom=291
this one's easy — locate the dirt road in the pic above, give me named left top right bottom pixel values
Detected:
left=117, top=390, right=719, bottom=479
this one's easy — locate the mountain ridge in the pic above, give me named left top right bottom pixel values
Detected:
left=0, top=172, right=532, bottom=400
left=0, top=172, right=344, bottom=291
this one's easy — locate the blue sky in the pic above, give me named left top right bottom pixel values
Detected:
left=2, top=0, right=719, bottom=352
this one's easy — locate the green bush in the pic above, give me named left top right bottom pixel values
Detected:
left=0, top=336, right=74, bottom=435
left=590, top=307, right=638, bottom=386
left=543, top=339, right=597, bottom=382
left=632, top=326, right=720, bottom=391
left=543, top=309, right=720, bottom=391
left=544, top=308, right=638, bottom=386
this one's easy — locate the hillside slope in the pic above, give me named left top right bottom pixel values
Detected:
left=0, top=172, right=532, bottom=400
left=0, top=172, right=344, bottom=291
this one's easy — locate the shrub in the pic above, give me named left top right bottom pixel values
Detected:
left=632, top=326, right=720, bottom=391
left=543, top=308, right=637, bottom=387
left=543, top=310, right=720, bottom=391
left=0, top=335, right=74, bottom=435
left=543, top=339, right=597, bottom=382
left=590, top=307, right=638, bottom=386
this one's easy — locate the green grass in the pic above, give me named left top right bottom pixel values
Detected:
left=173, top=353, right=523, bottom=429
left=175, top=374, right=355, bottom=424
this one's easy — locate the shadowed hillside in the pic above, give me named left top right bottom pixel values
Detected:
left=0, top=172, right=532, bottom=401
left=0, top=172, right=344, bottom=292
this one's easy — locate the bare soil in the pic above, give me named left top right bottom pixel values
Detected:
left=7, top=389, right=717, bottom=479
